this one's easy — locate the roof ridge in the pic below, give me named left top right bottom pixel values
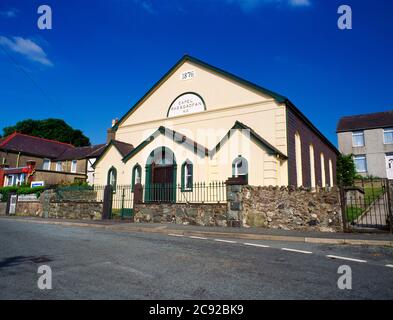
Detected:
left=0, top=132, right=18, bottom=148
left=339, top=110, right=393, bottom=119
left=12, top=132, right=75, bottom=148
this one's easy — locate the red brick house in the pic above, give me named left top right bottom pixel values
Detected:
left=0, top=133, right=111, bottom=186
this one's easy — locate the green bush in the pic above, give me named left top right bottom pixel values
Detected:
left=337, top=154, right=356, bottom=186
left=0, top=186, right=46, bottom=202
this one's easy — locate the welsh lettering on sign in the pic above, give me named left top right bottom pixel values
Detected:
left=167, top=93, right=205, bottom=118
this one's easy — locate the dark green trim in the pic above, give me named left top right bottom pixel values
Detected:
left=112, top=55, right=287, bottom=131
left=166, top=92, right=206, bottom=118
left=92, top=140, right=132, bottom=169
left=144, top=164, right=152, bottom=202
left=285, top=101, right=340, bottom=155
left=122, top=126, right=208, bottom=163
left=110, top=54, right=337, bottom=157
left=131, top=164, right=142, bottom=192
left=212, top=121, right=287, bottom=159
left=107, top=166, right=117, bottom=189
left=232, top=156, right=249, bottom=184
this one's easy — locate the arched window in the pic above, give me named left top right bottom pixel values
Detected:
left=132, top=164, right=142, bottom=191
left=295, top=132, right=303, bottom=187
left=107, top=166, right=117, bottom=189
left=320, top=153, right=326, bottom=187
left=181, top=160, right=193, bottom=191
left=232, top=156, right=248, bottom=183
left=329, top=159, right=334, bottom=187
left=309, top=144, right=316, bottom=189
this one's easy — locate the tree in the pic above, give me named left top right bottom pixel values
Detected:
left=336, top=154, right=356, bottom=186
left=2, top=119, right=91, bottom=147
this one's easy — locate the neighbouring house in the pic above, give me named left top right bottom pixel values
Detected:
left=337, top=110, right=393, bottom=179
left=93, top=55, right=339, bottom=197
left=0, top=132, right=106, bottom=186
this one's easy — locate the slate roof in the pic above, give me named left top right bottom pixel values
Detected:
left=337, top=110, right=393, bottom=132
left=0, top=132, right=107, bottom=161
left=111, top=140, right=135, bottom=157
left=0, top=133, right=74, bottom=158
left=55, top=144, right=106, bottom=161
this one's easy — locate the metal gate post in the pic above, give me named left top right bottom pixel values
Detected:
left=102, top=185, right=113, bottom=220
left=386, top=179, right=393, bottom=234
left=121, top=187, right=125, bottom=220
left=339, top=186, right=348, bottom=232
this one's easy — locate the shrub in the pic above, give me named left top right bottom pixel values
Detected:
left=0, top=186, right=46, bottom=202
left=336, top=154, right=356, bottom=186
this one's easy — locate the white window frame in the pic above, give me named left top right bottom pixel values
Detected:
left=71, top=160, right=77, bottom=173
left=56, top=161, right=62, bottom=172
left=354, top=155, right=367, bottom=173
left=383, top=128, right=393, bottom=145
left=352, top=131, right=365, bottom=147
left=42, top=159, right=51, bottom=170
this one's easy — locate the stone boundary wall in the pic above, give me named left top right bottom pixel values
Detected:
left=0, top=202, right=6, bottom=215
left=134, top=203, right=228, bottom=227
left=14, top=189, right=103, bottom=220
left=48, top=201, right=102, bottom=220
left=240, top=186, right=342, bottom=232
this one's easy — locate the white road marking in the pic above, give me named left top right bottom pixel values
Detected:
left=214, top=239, right=237, bottom=244
left=189, top=236, right=208, bottom=240
left=168, top=233, right=184, bottom=237
left=243, top=243, right=270, bottom=248
left=386, top=264, right=393, bottom=268
left=326, top=255, right=367, bottom=263
left=282, top=248, right=313, bottom=254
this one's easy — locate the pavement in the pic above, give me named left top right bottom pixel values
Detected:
left=1, top=216, right=393, bottom=247
left=0, top=218, right=392, bottom=299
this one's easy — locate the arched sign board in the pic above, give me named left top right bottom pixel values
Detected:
left=167, top=93, right=206, bottom=118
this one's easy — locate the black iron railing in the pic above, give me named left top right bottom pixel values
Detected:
left=143, top=181, right=227, bottom=204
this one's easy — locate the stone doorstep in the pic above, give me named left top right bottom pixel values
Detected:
left=2, top=217, right=392, bottom=247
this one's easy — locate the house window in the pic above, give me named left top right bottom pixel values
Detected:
left=181, top=160, right=193, bottom=191
left=6, top=175, right=14, bottom=186
left=352, top=131, right=365, bottom=147
left=42, top=159, right=51, bottom=170
left=295, top=132, right=303, bottom=187
left=107, top=167, right=117, bottom=189
left=56, top=161, right=62, bottom=172
left=354, top=155, right=367, bottom=173
left=232, top=156, right=248, bottom=183
left=383, top=128, right=393, bottom=144
left=131, top=164, right=142, bottom=191
left=71, top=160, right=77, bottom=173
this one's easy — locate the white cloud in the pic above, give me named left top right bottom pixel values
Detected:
left=0, top=8, right=18, bottom=18
left=133, top=0, right=156, bottom=14
left=0, top=36, right=53, bottom=66
left=288, top=0, right=311, bottom=7
left=225, top=0, right=311, bottom=11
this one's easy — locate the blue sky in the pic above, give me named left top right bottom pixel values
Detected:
left=0, top=0, right=392, bottom=145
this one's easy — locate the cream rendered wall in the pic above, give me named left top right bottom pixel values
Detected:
left=115, top=60, right=287, bottom=155
left=123, top=133, right=209, bottom=185
left=93, top=145, right=126, bottom=186
left=95, top=60, right=289, bottom=187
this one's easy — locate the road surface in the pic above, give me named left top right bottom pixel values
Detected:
left=0, top=219, right=392, bottom=299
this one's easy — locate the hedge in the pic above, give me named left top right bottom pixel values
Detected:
left=0, top=186, right=46, bottom=202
